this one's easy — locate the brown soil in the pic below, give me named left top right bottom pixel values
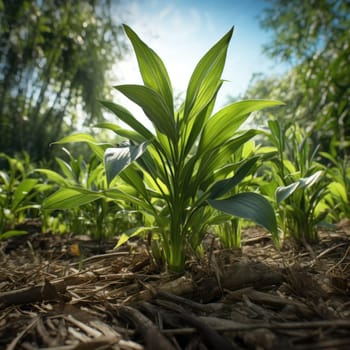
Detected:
left=1, top=223, right=350, bottom=350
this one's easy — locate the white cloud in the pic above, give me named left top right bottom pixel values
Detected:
left=158, top=4, right=174, bottom=20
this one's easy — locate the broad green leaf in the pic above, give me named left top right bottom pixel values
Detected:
left=123, top=24, right=174, bottom=111
left=104, top=141, right=150, bottom=186
left=54, top=133, right=100, bottom=145
left=136, top=144, right=171, bottom=189
left=119, top=166, right=147, bottom=198
left=53, top=133, right=109, bottom=160
left=184, top=27, right=233, bottom=120
left=276, top=170, right=323, bottom=204
left=196, top=130, right=259, bottom=186
left=99, top=100, right=154, bottom=140
left=199, top=100, right=284, bottom=154
left=104, top=188, right=154, bottom=212
left=11, top=179, right=38, bottom=210
left=114, top=84, right=175, bottom=138
left=36, top=169, right=68, bottom=185
left=43, top=188, right=103, bottom=210
left=208, top=192, right=278, bottom=240
left=276, top=182, right=300, bottom=204
left=94, top=122, right=145, bottom=143
left=182, top=81, right=222, bottom=156
left=143, top=171, right=169, bottom=196
left=209, top=156, right=260, bottom=199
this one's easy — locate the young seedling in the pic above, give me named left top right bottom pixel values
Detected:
left=262, top=121, right=329, bottom=243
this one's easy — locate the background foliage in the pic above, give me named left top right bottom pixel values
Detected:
left=0, top=0, right=126, bottom=161
left=242, top=0, right=349, bottom=158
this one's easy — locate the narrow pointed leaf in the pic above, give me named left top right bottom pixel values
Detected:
left=196, top=130, right=259, bottom=185
left=199, top=100, right=284, bottom=153
left=115, top=226, right=154, bottom=248
left=53, top=133, right=109, bottom=160
left=104, top=141, right=150, bottom=186
left=99, top=100, right=154, bottom=140
left=209, top=156, right=260, bottom=199
left=36, top=169, right=68, bottom=186
left=123, top=24, right=174, bottom=110
left=114, top=84, right=175, bottom=138
left=55, top=158, right=75, bottom=181
left=12, top=179, right=38, bottom=210
left=208, top=192, right=278, bottom=239
left=268, top=119, right=282, bottom=141
left=104, top=188, right=154, bottom=211
left=94, top=122, right=146, bottom=143
left=0, top=230, right=28, bottom=240
left=120, top=166, right=147, bottom=198
left=183, top=81, right=223, bottom=156
left=43, top=188, right=102, bottom=210
left=276, top=170, right=323, bottom=204
left=185, top=27, right=233, bottom=120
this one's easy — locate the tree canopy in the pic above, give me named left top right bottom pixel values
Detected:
left=244, top=0, right=350, bottom=156
left=0, top=0, right=127, bottom=161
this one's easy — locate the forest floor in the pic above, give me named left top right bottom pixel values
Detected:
left=1, top=221, right=350, bottom=350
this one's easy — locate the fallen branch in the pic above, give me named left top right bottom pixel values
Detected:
left=118, top=305, right=176, bottom=350
left=199, top=316, right=350, bottom=331
left=0, top=280, right=65, bottom=306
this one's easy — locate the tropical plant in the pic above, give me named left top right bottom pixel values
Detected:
left=39, top=147, right=138, bottom=240
left=260, top=120, right=329, bottom=243
left=0, top=152, right=50, bottom=239
left=320, top=152, right=350, bottom=221
left=44, top=25, right=283, bottom=272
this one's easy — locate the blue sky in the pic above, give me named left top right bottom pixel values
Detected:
left=112, top=0, right=286, bottom=126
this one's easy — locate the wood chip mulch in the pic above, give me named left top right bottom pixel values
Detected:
left=0, top=223, right=350, bottom=350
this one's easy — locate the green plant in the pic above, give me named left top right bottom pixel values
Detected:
left=44, top=25, right=283, bottom=272
left=320, top=153, right=350, bottom=221
left=216, top=218, right=242, bottom=248
left=0, top=153, right=49, bottom=239
left=213, top=140, right=259, bottom=248
left=256, top=0, right=350, bottom=158
left=103, top=25, right=284, bottom=271
left=261, top=121, right=329, bottom=243
left=39, top=148, right=137, bottom=240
